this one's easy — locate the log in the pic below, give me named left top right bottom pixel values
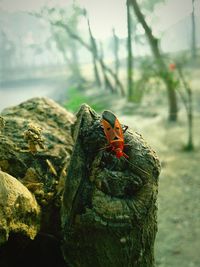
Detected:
left=61, top=104, right=161, bottom=267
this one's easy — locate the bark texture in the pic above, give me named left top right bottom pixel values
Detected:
left=62, top=104, right=161, bottom=267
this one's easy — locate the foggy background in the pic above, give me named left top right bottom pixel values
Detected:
left=0, top=0, right=199, bottom=110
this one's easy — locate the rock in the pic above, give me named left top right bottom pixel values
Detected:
left=0, top=97, right=75, bottom=238
left=0, top=170, right=40, bottom=245
left=61, top=104, right=161, bottom=267
left=0, top=97, right=74, bottom=180
left=0, top=97, right=75, bottom=266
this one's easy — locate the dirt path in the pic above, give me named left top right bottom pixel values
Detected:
left=120, top=112, right=200, bottom=267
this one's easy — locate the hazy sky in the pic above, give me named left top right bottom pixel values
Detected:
left=0, top=0, right=199, bottom=38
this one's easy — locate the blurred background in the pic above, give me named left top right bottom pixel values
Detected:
left=0, top=0, right=200, bottom=266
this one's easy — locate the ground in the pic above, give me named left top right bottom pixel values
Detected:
left=115, top=107, right=199, bottom=267
left=64, top=67, right=200, bottom=267
left=134, top=113, right=200, bottom=267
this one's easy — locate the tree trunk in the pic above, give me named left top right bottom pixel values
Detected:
left=51, top=26, right=82, bottom=80
left=129, top=0, right=178, bottom=121
left=87, top=19, right=102, bottom=87
left=54, top=19, right=125, bottom=96
left=70, top=40, right=82, bottom=79
left=127, top=0, right=134, bottom=101
left=99, top=43, right=116, bottom=93
left=191, top=0, right=196, bottom=60
left=87, top=19, right=116, bottom=93
left=92, top=56, right=102, bottom=87
left=61, top=104, right=161, bottom=267
left=176, top=65, right=194, bottom=150
left=112, top=28, right=120, bottom=89
left=164, top=75, right=179, bottom=122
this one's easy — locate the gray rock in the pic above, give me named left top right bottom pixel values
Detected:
left=0, top=170, right=40, bottom=245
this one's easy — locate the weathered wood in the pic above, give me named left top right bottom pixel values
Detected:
left=62, top=104, right=161, bottom=267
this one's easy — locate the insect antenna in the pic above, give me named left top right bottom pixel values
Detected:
left=123, top=157, right=150, bottom=176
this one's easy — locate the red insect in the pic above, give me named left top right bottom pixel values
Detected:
left=101, top=110, right=128, bottom=159
left=169, top=63, right=176, bottom=71
left=101, top=110, right=149, bottom=176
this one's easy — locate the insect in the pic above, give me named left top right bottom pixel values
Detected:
left=101, top=110, right=128, bottom=159
left=101, top=110, right=149, bottom=176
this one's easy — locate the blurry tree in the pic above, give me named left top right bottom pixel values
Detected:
left=127, top=0, right=134, bottom=101
left=86, top=17, right=114, bottom=92
left=86, top=17, right=102, bottom=87
left=34, top=4, right=125, bottom=96
left=134, top=57, right=159, bottom=103
left=34, top=4, right=84, bottom=82
left=0, top=30, right=16, bottom=81
left=87, top=17, right=126, bottom=94
left=86, top=17, right=125, bottom=95
left=50, top=27, right=71, bottom=64
left=98, top=41, right=115, bottom=93
left=176, top=64, right=194, bottom=150
left=129, top=0, right=178, bottom=121
left=112, top=28, right=120, bottom=89
left=0, top=30, right=15, bottom=70
left=98, top=50, right=125, bottom=96
left=191, top=0, right=196, bottom=60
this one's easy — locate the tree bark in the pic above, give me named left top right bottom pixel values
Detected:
left=61, top=104, right=161, bottom=267
left=129, top=0, right=178, bottom=121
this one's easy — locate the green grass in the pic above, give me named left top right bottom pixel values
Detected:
left=64, top=87, right=88, bottom=112
left=64, top=86, right=108, bottom=113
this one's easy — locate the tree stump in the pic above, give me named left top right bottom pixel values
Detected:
left=62, top=104, right=161, bottom=267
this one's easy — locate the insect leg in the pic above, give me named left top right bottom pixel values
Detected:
left=98, top=144, right=111, bottom=152
left=123, top=152, right=129, bottom=158
left=122, top=125, right=128, bottom=133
